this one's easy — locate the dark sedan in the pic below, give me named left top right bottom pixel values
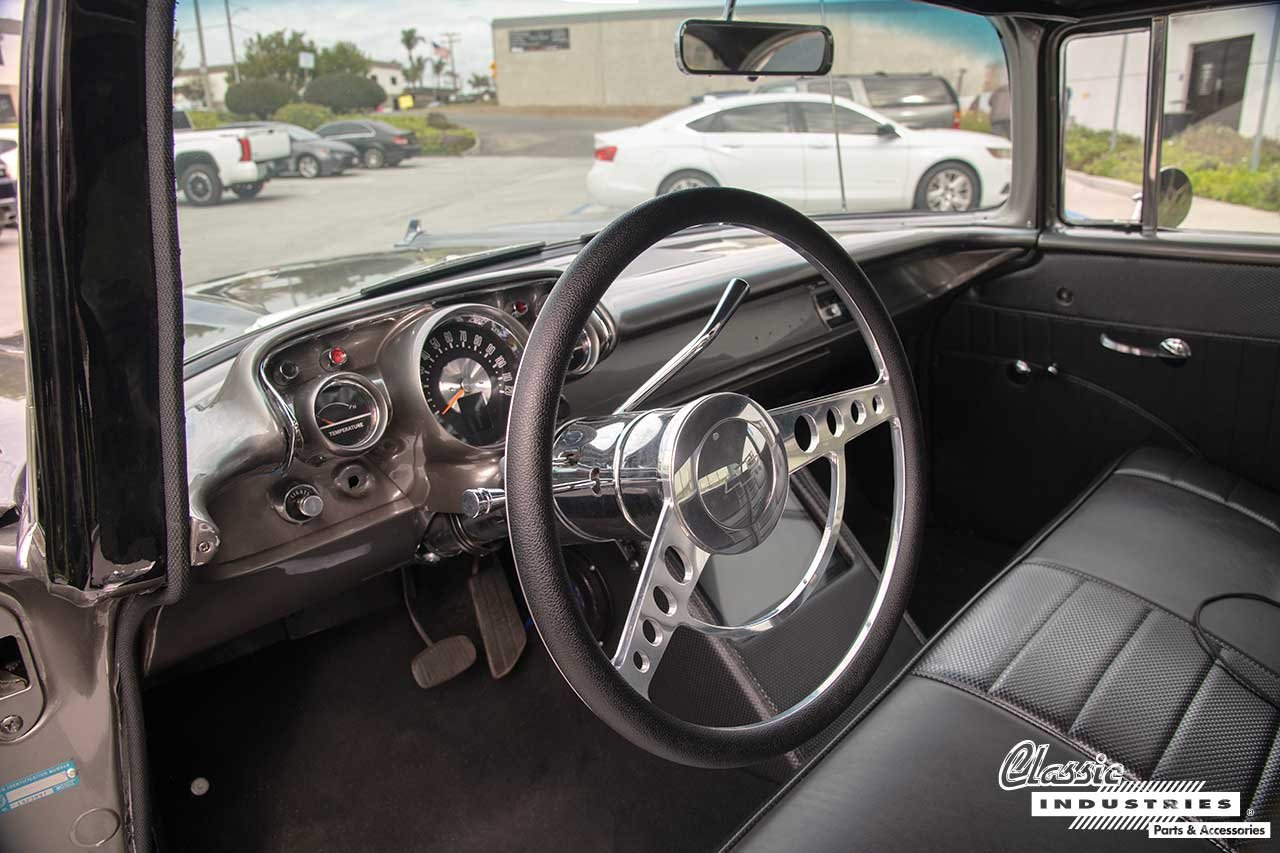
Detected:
left=225, top=121, right=358, bottom=178
left=314, top=119, right=421, bottom=168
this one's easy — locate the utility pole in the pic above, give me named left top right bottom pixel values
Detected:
left=441, top=32, right=461, bottom=93
left=193, top=0, right=213, bottom=108
left=223, top=0, right=240, bottom=83
left=1110, top=33, right=1129, bottom=151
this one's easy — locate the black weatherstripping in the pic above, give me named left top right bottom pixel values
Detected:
left=21, top=0, right=170, bottom=590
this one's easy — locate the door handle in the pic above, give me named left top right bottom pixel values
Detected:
left=719, top=143, right=744, bottom=149
left=807, top=143, right=833, bottom=149
left=1099, top=332, right=1192, bottom=361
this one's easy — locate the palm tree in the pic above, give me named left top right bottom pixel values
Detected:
left=405, top=56, right=427, bottom=87
left=468, top=73, right=491, bottom=94
left=431, top=57, right=447, bottom=94
left=400, top=28, right=424, bottom=66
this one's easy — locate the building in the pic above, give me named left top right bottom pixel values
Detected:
left=172, top=65, right=235, bottom=110
left=1065, top=6, right=1280, bottom=139
left=491, top=3, right=1004, bottom=109
left=0, top=1, right=22, bottom=123
left=368, top=61, right=406, bottom=102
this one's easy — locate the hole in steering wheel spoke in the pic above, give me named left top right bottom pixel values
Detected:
left=642, top=618, right=662, bottom=646
left=664, top=547, right=690, bottom=584
left=632, top=650, right=650, bottom=672
left=794, top=414, right=818, bottom=454
left=653, top=586, right=676, bottom=617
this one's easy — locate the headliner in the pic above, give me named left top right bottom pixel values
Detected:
left=923, top=0, right=1221, bottom=20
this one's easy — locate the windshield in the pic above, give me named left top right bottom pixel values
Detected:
left=168, top=0, right=1012, bottom=358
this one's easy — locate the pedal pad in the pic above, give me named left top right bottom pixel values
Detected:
left=410, top=635, right=477, bottom=689
left=469, top=561, right=527, bottom=679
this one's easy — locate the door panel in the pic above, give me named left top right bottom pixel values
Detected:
left=701, top=103, right=805, bottom=208
left=930, top=251, right=1280, bottom=544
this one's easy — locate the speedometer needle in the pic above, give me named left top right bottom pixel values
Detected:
left=442, top=387, right=467, bottom=414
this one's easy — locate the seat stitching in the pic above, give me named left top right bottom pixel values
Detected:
left=918, top=672, right=1232, bottom=853
left=1067, top=605, right=1154, bottom=736
left=1020, top=560, right=1280, bottom=686
left=987, top=574, right=1085, bottom=693
left=1115, top=467, right=1280, bottom=535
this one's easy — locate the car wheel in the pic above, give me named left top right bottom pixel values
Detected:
left=180, top=162, right=222, bottom=206
left=231, top=181, right=265, bottom=200
left=657, top=170, right=719, bottom=195
left=362, top=147, right=386, bottom=169
left=297, top=154, right=321, bottom=179
left=915, top=162, right=980, bottom=212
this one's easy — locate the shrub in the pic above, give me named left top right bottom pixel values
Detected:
left=272, top=102, right=333, bottom=130
left=184, top=110, right=236, bottom=130
left=958, top=110, right=992, bottom=134
left=426, top=111, right=454, bottom=130
left=224, top=78, right=295, bottom=119
left=304, top=73, right=386, bottom=112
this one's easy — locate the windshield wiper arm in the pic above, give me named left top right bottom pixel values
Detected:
left=361, top=241, right=547, bottom=298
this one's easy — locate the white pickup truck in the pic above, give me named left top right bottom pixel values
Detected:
left=173, top=111, right=291, bottom=206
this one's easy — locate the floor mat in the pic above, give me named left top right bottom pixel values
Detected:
left=144, top=603, right=777, bottom=853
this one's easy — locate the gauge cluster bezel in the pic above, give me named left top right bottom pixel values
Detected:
left=295, top=370, right=391, bottom=457
left=414, top=303, right=531, bottom=449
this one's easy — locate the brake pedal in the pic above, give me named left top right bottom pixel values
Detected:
left=402, top=568, right=476, bottom=689
left=469, top=558, right=527, bottom=679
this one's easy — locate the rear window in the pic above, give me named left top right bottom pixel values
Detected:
left=369, top=121, right=405, bottom=134
left=863, top=77, right=955, bottom=107
left=713, top=103, right=792, bottom=133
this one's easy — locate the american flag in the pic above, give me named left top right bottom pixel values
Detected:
left=431, top=40, right=451, bottom=60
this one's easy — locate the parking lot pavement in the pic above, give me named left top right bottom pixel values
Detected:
left=436, top=109, right=646, bottom=158
left=177, top=155, right=611, bottom=284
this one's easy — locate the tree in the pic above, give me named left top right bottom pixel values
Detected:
left=401, top=28, right=424, bottom=65
left=241, top=30, right=317, bottom=90
left=173, top=28, right=186, bottom=74
left=431, top=57, right=446, bottom=92
left=303, top=72, right=386, bottom=112
left=225, top=78, right=295, bottom=118
left=405, top=56, right=427, bottom=87
left=468, top=73, right=492, bottom=93
left=316, top=41, right=371, bottom=76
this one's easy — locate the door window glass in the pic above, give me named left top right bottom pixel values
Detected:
left=713, top=103, right=793, bottom=133
left=798, top=103, right=880, bottom=134
left=1158, top=6, right=1280, bottom=233
left=1061, top=29, right=1151, bottom=224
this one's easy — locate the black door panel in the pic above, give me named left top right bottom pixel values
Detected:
left=931, top=251, right=1280, bottom=544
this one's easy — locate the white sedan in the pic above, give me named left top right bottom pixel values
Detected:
left=587, top=93, right=1011, bottom=214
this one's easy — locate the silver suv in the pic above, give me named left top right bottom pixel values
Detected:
left=755, top=73, right=961, bottom=129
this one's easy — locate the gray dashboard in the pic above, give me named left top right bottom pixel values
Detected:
left=152, top=225, right=1026, bottom=672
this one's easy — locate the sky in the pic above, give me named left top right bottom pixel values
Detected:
left=172, top=0, right=1000, bottom=87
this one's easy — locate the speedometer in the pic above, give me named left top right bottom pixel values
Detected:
left=420, top=313, right=523, bottom=446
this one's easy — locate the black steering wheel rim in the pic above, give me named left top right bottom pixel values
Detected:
left=506, top=187, right=927, bottom=768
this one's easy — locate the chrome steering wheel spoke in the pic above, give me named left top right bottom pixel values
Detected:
left=611, top=504, right=711, bottom=697
left=769, top=376, right=895, bottom=474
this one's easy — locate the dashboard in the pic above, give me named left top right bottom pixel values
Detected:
left=154, top=226, right=1026, bottom=673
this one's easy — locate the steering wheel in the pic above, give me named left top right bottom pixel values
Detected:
left=505, top=187, right=925, bottom=768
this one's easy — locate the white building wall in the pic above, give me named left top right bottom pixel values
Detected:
left=1065, top=6, right=1280, bottom=140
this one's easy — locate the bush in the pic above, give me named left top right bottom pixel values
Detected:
left=958, top=110, right=992, bottom=134
left=224, top=78, right=295, bottom=119
left=184, top=110, right=237, bottom=130
left=304, top=73, right=386, bottom=112
left=426, top=111, right=455, bottom=130
left=272, top=102, right=333, bottom=130
left=1064, top=123, right=1280, bottom=212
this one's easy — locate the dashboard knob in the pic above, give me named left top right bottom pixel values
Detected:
left=298, top=493, right=325, bottom=519
left=279, top=483, right=324, bottom=523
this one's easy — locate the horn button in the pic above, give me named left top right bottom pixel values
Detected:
left=669, top=394, right=789, bottom=555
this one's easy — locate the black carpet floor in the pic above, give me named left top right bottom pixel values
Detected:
left=144, top=601, right=777, bottom=853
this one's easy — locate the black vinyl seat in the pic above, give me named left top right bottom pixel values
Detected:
left=727, top=448, right=1280, bottom=852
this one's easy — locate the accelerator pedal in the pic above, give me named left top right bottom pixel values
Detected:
left=469, top=558, right=527, bottom=678
left=402, top=568, right=477, bottom=689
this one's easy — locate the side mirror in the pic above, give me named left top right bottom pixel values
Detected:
left=1156, top=166, right=1193, bottom=228
left=676, top=19, right=834, bottom=77
left=877, top=123, right=899, bottom=139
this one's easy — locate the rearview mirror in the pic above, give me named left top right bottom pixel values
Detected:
left=676, top=19, right=834, bottom=77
